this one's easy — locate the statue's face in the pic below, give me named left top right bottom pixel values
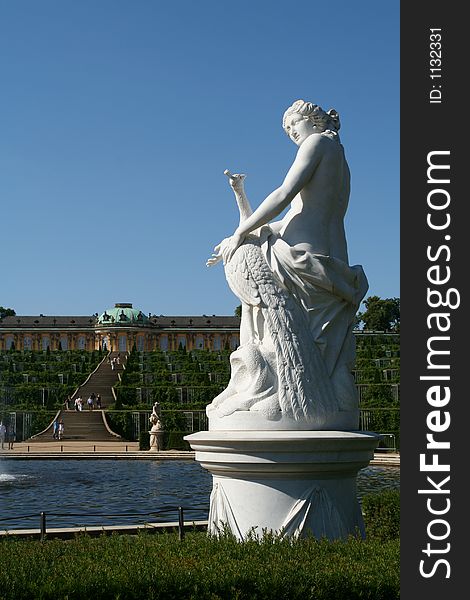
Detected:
left=283, top=114, right=316, bottom=146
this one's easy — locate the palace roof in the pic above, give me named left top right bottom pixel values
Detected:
left=0, top=302, right=240, bottom=330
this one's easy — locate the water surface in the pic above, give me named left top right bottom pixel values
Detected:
left=0, top=459, right=399, bottom=530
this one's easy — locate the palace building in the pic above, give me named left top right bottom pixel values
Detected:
left=0, top=303, right=241, bottom=353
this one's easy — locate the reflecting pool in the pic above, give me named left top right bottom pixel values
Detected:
left=0, top=459, right=399, bottom=530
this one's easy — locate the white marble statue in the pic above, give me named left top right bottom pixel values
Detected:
left=206, top=100, right=368, bottom=430
left=149, top=401, right=164, bottom=451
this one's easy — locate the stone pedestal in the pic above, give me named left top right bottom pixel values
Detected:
left=184, top=430, right=379, bottom=540
left=148, top=429, right=164, bottom=452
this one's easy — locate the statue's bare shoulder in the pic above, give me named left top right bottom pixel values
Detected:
left=291, top=133, right=344, bottom=183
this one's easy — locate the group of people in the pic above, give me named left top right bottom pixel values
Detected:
left=52, top=418, right=65, bottom=440
left=0, top=421, right=16, bottom=450
left=71, top=392, right=102, bottom=411
left=110, top=355, right=120, bottom=371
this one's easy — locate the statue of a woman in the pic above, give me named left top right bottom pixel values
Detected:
left=149, top=401, right=164, bottom=450
left=207, top=100, right=368, bottom=430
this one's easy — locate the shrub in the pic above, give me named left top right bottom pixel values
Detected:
left=114, top=384, right=139, bottom=406
left=29, top=411, right=57, bottom=438
left=105, top=411, right=134, bottom=439
left=139, top=430, right=150, bottom=450
left=362, top=489, right=400, bottom=541
left=164, top=431, right=191, bottom=450
left=160, top=410, right=187, bottom=431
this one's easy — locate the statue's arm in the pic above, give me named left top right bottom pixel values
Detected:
left=234, top=135, right=323, bottom=238
left=209, top=136, right=324, bottom=266
left=269, top=195, right=303, bottom=234
left=207, top=136, right=325, bottom=267
left=267, top=220, right=283, bottom=234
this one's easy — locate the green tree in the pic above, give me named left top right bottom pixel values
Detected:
left=357, top=296, right=400, bottom=332
left=0, top=306, right=15, bottom=319
left=234, top=305, right=242, bottom=318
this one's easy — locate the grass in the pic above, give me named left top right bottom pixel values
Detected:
left=0, top=530, right=399, bottom=599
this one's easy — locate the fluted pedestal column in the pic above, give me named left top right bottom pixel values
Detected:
left=148, top=429, right=164, bottom=452
left=185, top=430, right=379, bottom=540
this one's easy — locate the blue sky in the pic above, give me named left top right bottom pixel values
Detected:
left=0, top=0, right=399, bottom=317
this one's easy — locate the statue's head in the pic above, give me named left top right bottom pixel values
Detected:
left=282, top=100, right=340, bottom=143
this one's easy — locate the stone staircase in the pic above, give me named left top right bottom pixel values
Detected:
left=28, top=409, right=122, bottom=442
left=29, top=352, right=126, bottom=443
left=71, top=351, right=125, bottom=409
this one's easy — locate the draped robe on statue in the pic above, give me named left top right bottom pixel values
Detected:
left=207, top=223, right=368, bottom=430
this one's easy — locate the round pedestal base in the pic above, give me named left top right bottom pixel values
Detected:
left=208, top=409, right=359, bottom=431
left=148, top=430, right=164, bottom=452
left=185, top=430, right=379, bottom=540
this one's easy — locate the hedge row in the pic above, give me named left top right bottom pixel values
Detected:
left=114, top=384, right=224, bottom=407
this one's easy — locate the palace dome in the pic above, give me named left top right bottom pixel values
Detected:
left=97, top=303, right=150, bottom=325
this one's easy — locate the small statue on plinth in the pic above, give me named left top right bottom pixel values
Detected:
left=149, top=401, right=164, bottom=452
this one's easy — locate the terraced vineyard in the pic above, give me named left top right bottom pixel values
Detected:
left=0, top=349, right=104, bottom=407
left=112, top=333, right=400, bottom=448
left=114, top=334, right=399, bottom=408
left=114, top=348, right=231, bottom=409
left=0, top=350, right=105, bottom=439
left=0, top=334, right=400, bottom=447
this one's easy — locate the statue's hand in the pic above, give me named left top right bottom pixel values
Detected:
left=222, top=233, right=245, bottom=264
left=207, top=234, right=243, bottom=267
left=206, top=238, right=229, bottom=267
left=206, top=251, right=223, bottom=267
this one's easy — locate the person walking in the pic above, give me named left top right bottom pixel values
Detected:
left=52, top=418, right=59, bottom=440
left=0, top=421, right=6, bottom=449
left=96, top=394, right=102, bottom=409
left=7, top=424, right=15, bottom=449
left=58, top=419, right=64, bottom=441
